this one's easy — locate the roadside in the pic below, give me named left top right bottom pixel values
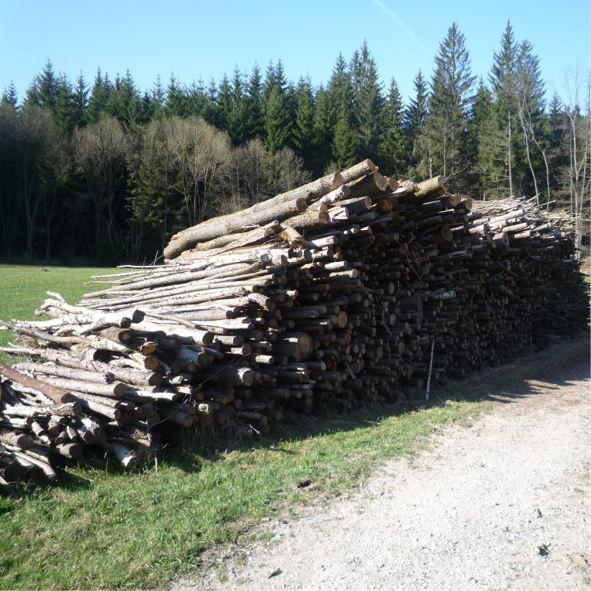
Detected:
left=177, top=342, right=590, bottom=591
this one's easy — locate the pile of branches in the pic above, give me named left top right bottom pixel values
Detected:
left=1, top=160, right=588, bottom=495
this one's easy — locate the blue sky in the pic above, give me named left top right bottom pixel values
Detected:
left=1, top=0, right=589, bottom=103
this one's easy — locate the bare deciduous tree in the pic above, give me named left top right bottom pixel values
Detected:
left=74, top=116, right=127, bottom=253
left=561, top=67, right=591, bottom=259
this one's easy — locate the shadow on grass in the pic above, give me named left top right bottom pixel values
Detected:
left=9, top=335, right=591, bottom=497
left=165, top=334, right=591, bottom=471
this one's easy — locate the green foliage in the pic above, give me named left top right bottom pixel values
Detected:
left=0, top=31, right=586, bottom=263
left=427, top=23, right=476, bottom=189
left=379, top=78, right=407, bottom=175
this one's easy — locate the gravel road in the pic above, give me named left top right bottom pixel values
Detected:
left=176, top=346, right=590, bottom=591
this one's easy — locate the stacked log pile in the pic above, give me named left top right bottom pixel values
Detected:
left=1, top=161, right=588, bottom=488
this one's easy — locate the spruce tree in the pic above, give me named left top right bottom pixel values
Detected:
left=292, top=77, right=316, bottom=170
left=351, top=41, right=384, bottom=162
left=1, top=82, right=18, bottom=110
left=165, top=74, right=188, bottom=118
left=24, top=60, right=58, bottom=111
left=245, top=64, right=264, bottom=140
left=427, top=23, right=475, bottom=185
left=149, top=76, right=165, bottom=120
left=326, top=53, right=356, bottom=163
left=73, top=74, right=89, bottom=127
left=216, top=74, right=233, bottom=133
left=186, top=78, right=209, bottom=118
left=87, top=69, right=113, bottom=123
left=404, top=70, right=430, bottom=178
left=55, top=75, right=77, bottom=132
left=313, top=84, right=333, bottom=174
left=468, top=79, right=503, bottom=197
left=378, top=78, right=406, bottom=175
left=490, top=21, right=519, bottom=195
left=263, top=59, right=292, bottom=153
left=107, top=70, right=142, bottom=129
left=332, top=106, right=356, bottom=168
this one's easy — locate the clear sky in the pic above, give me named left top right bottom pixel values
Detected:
left=1, top=0, right=589, bottom=103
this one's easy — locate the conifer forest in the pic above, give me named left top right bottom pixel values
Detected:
left=0, top=22, right=589, bottom=263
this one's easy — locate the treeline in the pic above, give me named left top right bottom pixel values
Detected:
left=0, top=21, right=589, bottom=263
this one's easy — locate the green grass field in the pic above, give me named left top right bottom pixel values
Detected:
left=0, top=265, right=588, bottom=590
left=0, top=265, right=116, bottom=364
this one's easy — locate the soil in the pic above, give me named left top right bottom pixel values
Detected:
left=174, top=345, right=590, bottom=591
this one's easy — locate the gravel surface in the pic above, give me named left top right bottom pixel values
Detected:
left=175, top=349, right=590, bottom=591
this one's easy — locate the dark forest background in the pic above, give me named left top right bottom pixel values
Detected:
left=0, top=22, right=589, bottom=264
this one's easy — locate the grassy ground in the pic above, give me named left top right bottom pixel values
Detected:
left=0, top=265, right=588, bottom=590
left=0, top=265, right=116, bottom=363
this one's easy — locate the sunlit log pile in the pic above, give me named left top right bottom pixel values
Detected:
left=0, top=160, right=588, bottom=493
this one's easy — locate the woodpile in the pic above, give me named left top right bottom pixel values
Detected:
left=1, top=161, right=588, bottom=490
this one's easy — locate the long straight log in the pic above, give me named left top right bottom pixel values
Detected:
left=0, top=363, right=75, bottom=404
left=164, top=197, right=307, bottom=260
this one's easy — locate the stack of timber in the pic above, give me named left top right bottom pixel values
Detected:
left=1, top=161, right=588, bottom=489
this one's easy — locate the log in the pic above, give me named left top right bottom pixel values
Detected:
left=0, top=363, right=75, bottom=404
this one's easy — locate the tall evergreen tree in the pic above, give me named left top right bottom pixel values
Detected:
left=468, top=79, right=503, bottom=197
left=350, top=41, right=384, bottom=162
left=226, top=67, right=248, bottom=145
left=245, top=64, right=264, bottom=140
left=87, top=69, right=113, bottom=123
left=427, top=23, right=475, bottom=186
left=312, top=84, right=333, bottom=173
left=378, top=78, right=406, bottom=174
left=405, top=70, right=430, bottom=178
left=107, top=70, right=142, bottom=129
left=165, top=74, right=188, bottom=118
left=73, top=74, right=89, bottom=127
left=186, top=78, right=209, bottom=118
left=332, top=105, right=356, bottom=168
left=489, top=21, right=519, bottom=196
left=326, top=53, right=356, bottom=163
left=263, top=59, right=292, bottom=153
left=26, top=59, right=59, bottom=112
left=292, top=77, right=316, bottom=169
left=55, top=75, right=77, bottom=132
left=1, top=82, right=18, bottom=110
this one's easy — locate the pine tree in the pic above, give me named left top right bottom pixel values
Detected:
left=265, top=85, right=291, bottom=154
left=245, top=64, right=264, bottom=140
left=201, top=78, right=219, bottom=127
left=326, top=53, right=356, bottom=162
left=1, top=82, right=18, bottom=110
left=333, top=105, right=356, bottom=168
left=73, top=74, right=88, bottom=127
left=427, top=23, right=475, bottom=185
left=313, top=84, right=332, bottom=174
left=350, top=41, right=384, bottom=162
left=489, top=21, right=519, bottom=196
left=292, top=77, right=316, bottom=170
left=404, top=70, right=430, bottom=178
left=55, top=75, right=77, bottom=132
left=165, top=74, right=188, bottom=118
left=148, top=76, right=165, bottom=120
left=263, top=59, right=292, bottom=154
left=214, top=74, right=231, bottom=133
left=378, top=78, right=406, bottom=175
left=514, top=39, right=548, bottom=200
left=107, top=70, right=142, bottom=129
left=468, top=79, right=503, bottom=197
left=24, top=59, right=58, bottom=111
left=226, top=67, right=248, bottom=145
left=186, top=78, right=209, bottom=118
left=87, top=69, right=113, bottom=123
left=548, top=92, right=568, bottom=193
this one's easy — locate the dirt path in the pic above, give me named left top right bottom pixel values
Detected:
left=177, top=350, right=590, bottom=591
